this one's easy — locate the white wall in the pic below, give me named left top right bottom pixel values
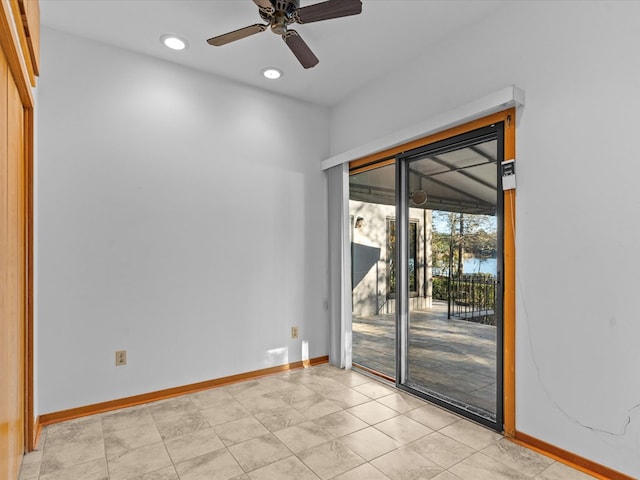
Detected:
left=331, top=1, right=640, bottom=477
left=37, top=28, right=330, bottom=414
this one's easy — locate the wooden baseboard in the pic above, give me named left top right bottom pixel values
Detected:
left=512, top=431, right=635, bottom=480
left=39, top=355, right=329, bottom=427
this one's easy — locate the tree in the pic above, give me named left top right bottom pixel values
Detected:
left=431, top=211, right=497, bottom=276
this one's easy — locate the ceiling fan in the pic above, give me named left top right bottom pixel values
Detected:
left=207, top=0, right=363, bottom=69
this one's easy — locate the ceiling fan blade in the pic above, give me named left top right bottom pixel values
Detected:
left=207, top=24, right=267, bottom=46
left=295, top=0, right=362, bottom=24
left=283, top=30, right=319, bottom=69
left=252, top=0, right=275, bottom=15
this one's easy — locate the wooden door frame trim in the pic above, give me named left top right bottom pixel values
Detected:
left=0, top=0, right=35, bottom=453
left=24, top=106, right=34, bottom=450
left=348, top=108, right=516, bottom=435
left=0, top=0, right=33, bottom=107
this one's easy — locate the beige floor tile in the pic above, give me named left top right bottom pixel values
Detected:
left=107, top=442, right=172, bottom=480
left=333, top=371, right=372, bottom=387
left=449, top=452, right=530, bottom=480
left=18, top=449, right=42, bottom=479
left=321, top=388, right=370, bottom=409
left=226, top=380, right=272, bottom=399
left=104, top=422, right=162, bottom=455
left=254, top=405, right=308, bottom=431
left=45, top=416, right=103, bottom=449
left=227, top=432, right=292, bottom=472
left=332, top=463, right=391, bottom=480
left=189, top=388, right=235, bottom=410
left=137, top=465, right=180, bottom=480
left=376, top=393, right=426, bottom=413
left=264, top=385, right=318, bottom=405
left=214, top=416, right=269, bottom=446
left=338, top=427, right=401, bottom=461
left=408, top=431, right=474, bottom=469
left=229, top=475, right=250, bottom=480
left=238, top=392, right=290, bottom=414
left=312, top=410, right=368, bottom=438
left=374, top=415, right=433, bottom=444
left=248, top=455, right=320, bottom=480
left=102, top=406, right=154, bottom=433
left=18, top=468, right=38, bottom=480
left=431, top=472, right=463, bottom=480
left=439, top=420, right=502, bottom=450
left=164, top=427, right=225, bottom=464
left=40, top=436, right=105, bottom=475
left=405, top=403, right=460, bottom=430
left=353, top=381, right=396, bottom=399
left=294, top=397, right=343, bottom=420
left=482, top=438, right=554, bottom=477
left=274, top=421, right=334, bottom=453
left=39, top=457, right=107, bottom=480
left=535, top=462, right=597, bottom=479
left=200, top=399, right=252, bottom=426
left=346, top=401, right=398, bottom=425
left=175, top=449, right=244, bottom=480
left=257, top=376, right=300, bottom=393
left=298, top=440, right=365, bottom=479
left=371, top=446, right=443, bottom=480
left=305, top=377, right=351, bottom=394
left=153, top=409, right=209, bottom=440
left=283, top=370, right=316, bottom=385
left=147, top=396, right=197, bottom=417
left=311, top=365, right=343, bottom=377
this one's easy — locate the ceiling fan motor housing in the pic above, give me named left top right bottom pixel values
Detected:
left=260, top=0, right=299, bottom=26
left=273, top=0, right=299, bottom=16
left=260, top=0, right=299, bottom=35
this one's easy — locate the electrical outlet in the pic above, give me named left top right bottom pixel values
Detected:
left=115, top=350, right=127, bottom=366
left=291, top=326, right=299, bottom=339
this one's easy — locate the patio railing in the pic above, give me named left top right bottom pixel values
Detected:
left=448, top=274, right=497, bottom=325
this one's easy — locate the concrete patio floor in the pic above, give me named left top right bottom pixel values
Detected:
left=352, top=300, right=497, bottom=419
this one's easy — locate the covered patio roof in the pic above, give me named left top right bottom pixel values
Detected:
left=349, top=140, right=498, bottom=215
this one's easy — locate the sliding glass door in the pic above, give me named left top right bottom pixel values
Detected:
left=398, top=125, right=503, bottom=429
left=348, top=123, right=505, bottom=430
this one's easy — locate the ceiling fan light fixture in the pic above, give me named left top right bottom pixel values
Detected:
left=410, top=190, right=428, bottom=206
left=262, top=67, right=282, bottom=80
left=161, top=34, right=188, bottom=51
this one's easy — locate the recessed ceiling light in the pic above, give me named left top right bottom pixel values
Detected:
left=161, top=34, right=188, bottom=51
left=262, top=68, right=282, bottom=80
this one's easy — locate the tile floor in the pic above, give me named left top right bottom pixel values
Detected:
left=19, top=364, right=596, bottom=480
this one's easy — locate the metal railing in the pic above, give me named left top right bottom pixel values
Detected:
left=449, top=274, right=497, bottom=325
left=372, top=275, right=498, bottom=325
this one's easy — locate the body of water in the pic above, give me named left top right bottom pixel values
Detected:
left=463, top=257, right=497, bottom=275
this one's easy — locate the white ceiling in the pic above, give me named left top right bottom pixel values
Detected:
left=40, top=0, right=506, bottom=107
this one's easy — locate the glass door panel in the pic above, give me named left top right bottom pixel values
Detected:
left=349, top=162, right=396, bottom=380
left=401, top=127, right=503, bottom=428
